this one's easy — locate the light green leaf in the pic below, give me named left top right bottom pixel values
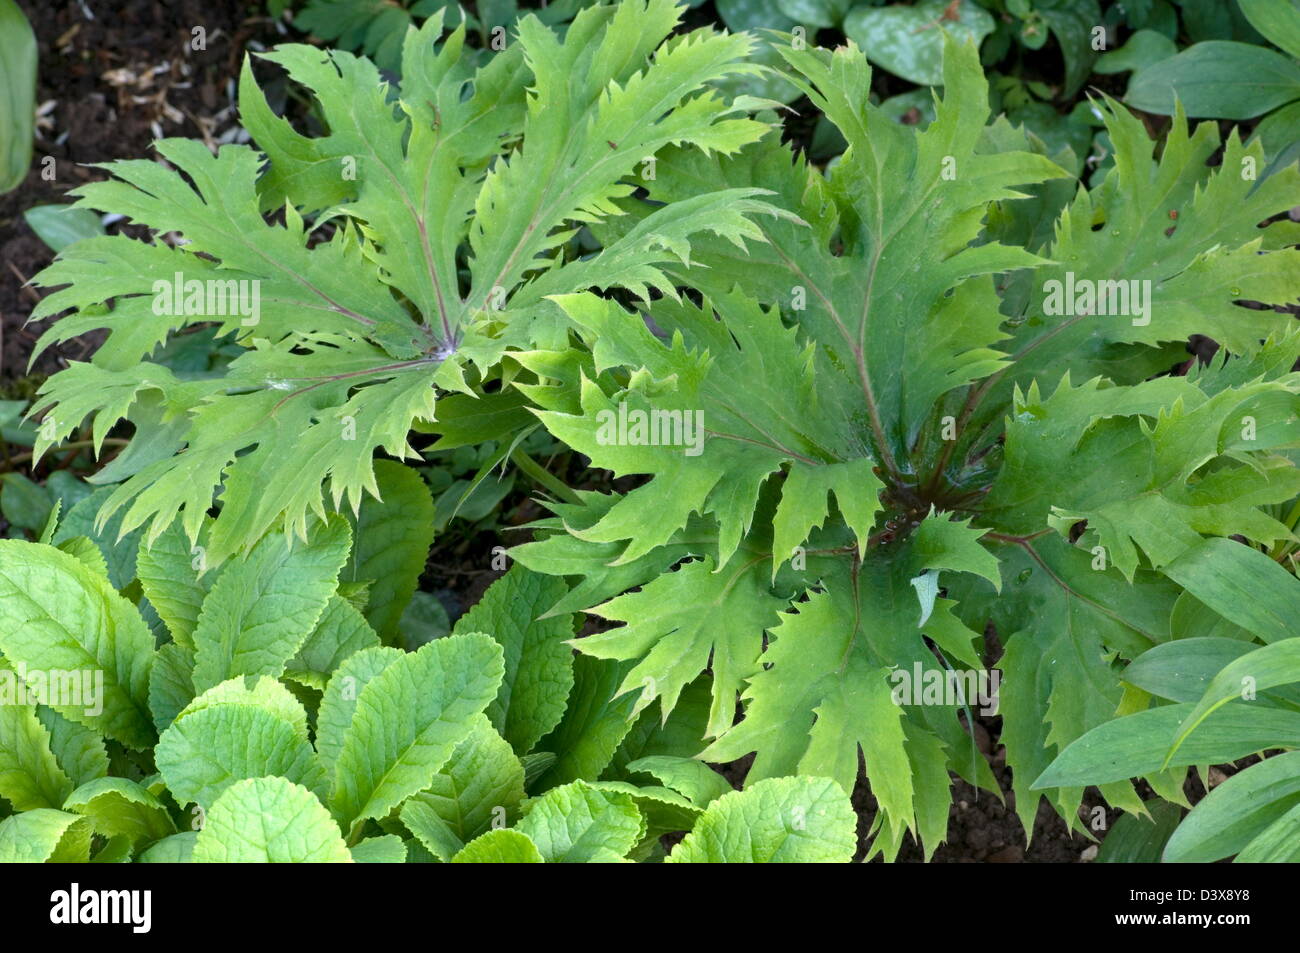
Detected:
left=666, top=776, right=856, bottom=863
left=0, top=540, right=155, bottom=749
left=0, top=809, right=93, bottom=863
left=155, top=703, right=326, bottom=810
left=626, top=755, right=733, bottom=807
left=404, top=715, right=525, bottom=856
left=532, top=656, right=642, bottom=790
left=516, top=780, right=645, bottom=863
left=193, top=777, right=351, bottom=863
left=578, top=554, right=786, bottom=739
left=177, top=675, right=311, bottom=740
left=62, top=777, right=175, bottom=846
left=329, top=633, right=505, bottom=833
left=315, top=646, right=403, bottom=780
left=147, top=642, right=196, bottom=733
left=138, top=832, right=198, bottom=863
left=136, top=516, right=214, bottom=648
left=285, top=594, right=381, bottom=691
left=191, top=516, right=352, bottom=693
left=0, top=702, right=73, bottom=810
left=451, top=565, right=576, bottom=755
left=35, top=706, right=109, bottom=789
left=451, top=828, right=544, bottom=863
left=350, top=834, right=407, bottom=863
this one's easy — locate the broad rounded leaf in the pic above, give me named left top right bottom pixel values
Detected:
left=515, top=780, right=645, bottom=863
left=451, top=828, right=544, bottom=863
left=0, top=809, right=93, bottom=863
left=451, top=565, right=576, bottom=754
left=156, top=703, right=326, bottom=810
left=666, top=776, right=856, bottom=863
left=843, top=0, right=995, bottom=86
left=193, top=777, right=351, bottom=863
left=63, top=776, right=176, bottom=846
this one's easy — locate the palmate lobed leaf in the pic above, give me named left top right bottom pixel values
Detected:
left=520, top=33, right=1054, bottom=854
left=26, top=1, right=774, bottom=568
left=6, top=2, right=1300, bottom=864
left=517, top=28, right=1300, bottom=856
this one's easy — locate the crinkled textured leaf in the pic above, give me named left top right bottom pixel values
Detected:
left=62, top=777, right=175, bottom=846
left=329, top=633, right=504, bottom=832
left=148, top=642, right=196, bottom=734
left=532, top=655, right=640, bottom=791
left=35, top=706, right=109, bottom=790
left=666, top=776, right=856, bottom=863
left=192, top=777, right=351, bottom=863
left=626, top=755, right=733, bottom=808
left=315, top=646, right=402, bottom=780
left=177, top=675, right=312, bottom=740
left=402, top=715, right=525, bottom=857
left=0, top=809, right=93, bottom=863
left=137, top=832, right=198, bottom=863
left=285, top=594, right=381, bottom=690
left=350, top=834, right=407, bottom=863
left=452, top=565, right=576, bottom=754
left=135, top=516, right=215, bottom=648
left=342, top=460, right=434, bottom=642
left=190, top=516, right=351, bottom=693
left=155, top=703, right=326, bottom=810
left=516, top=780, right=644, bottom=863
left=0, top=541, right=154, bottom=749
left=451, top=828, right=544, bottom=863
left=0, top=702, right=73, bottom=810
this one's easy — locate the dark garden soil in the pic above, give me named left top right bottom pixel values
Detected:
left=1, top=0, right=1271, bottom=864
left=0, top=0, right=284, bottom=389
